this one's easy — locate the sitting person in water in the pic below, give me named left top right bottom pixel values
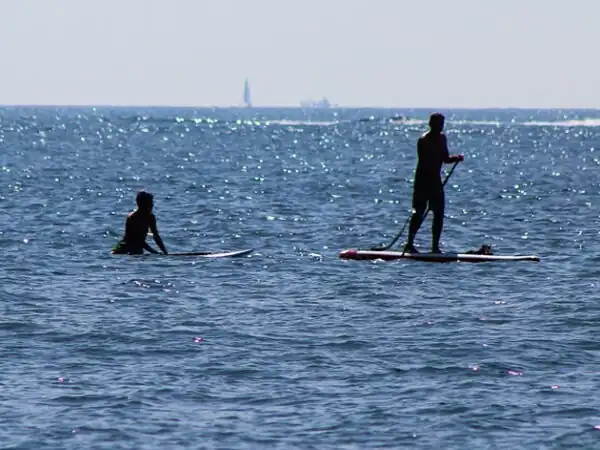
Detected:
left=111, top=191, right=168, bottom=255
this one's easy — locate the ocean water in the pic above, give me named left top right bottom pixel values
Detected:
left=1, top=106, right=599, bottom=449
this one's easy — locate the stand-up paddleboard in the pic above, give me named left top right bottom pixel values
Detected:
left=167, top=248, right=254, bottom=258
left=339, top=249, right=540, bottom=263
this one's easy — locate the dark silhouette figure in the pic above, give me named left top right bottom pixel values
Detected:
left=404, top=113, right=463, bottom=254
left=465, top=244, right=493, bottom=255
left=111, top=191, right=168, bottom=255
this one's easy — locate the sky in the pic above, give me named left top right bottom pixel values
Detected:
left=0, top=0, right=597, bottom=108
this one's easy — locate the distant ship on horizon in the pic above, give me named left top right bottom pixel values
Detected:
left=300, top=97, right=334, bottom=109
left=243, top=78, right=252, bottom=108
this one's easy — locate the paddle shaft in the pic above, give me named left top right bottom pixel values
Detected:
left=374, top=161, right=460, bottom=251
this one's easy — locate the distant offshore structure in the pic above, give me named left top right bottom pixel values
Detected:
left=300, top=97, right=334, bottom=109
left=243, top=78, right=252, bottom=108
left=241, top=81, right=336, bottom=109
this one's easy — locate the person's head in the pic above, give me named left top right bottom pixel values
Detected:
left=429, top=113, right=445, bottom=133
left=136, top=191, right=154, bottom=212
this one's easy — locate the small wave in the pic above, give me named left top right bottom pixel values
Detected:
left=394, top=119, right=427, bottom=125
left=522, top=119, right=600, bottom=127
left=451, top=120, right=502, bottom=126
left=266, top=119, right=338, bottom=126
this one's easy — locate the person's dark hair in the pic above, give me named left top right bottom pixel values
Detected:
left=429, top=113, right=445, bottom=126
left=136, top=191, right=153, bottom=207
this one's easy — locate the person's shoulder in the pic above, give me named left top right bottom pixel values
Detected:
left=426, top=131, right=446, bottom=142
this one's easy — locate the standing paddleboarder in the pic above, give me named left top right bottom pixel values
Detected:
left=403, top=113, right=464, bottom=254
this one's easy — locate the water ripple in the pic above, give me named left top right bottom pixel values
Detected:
left=1, top=107, right=600, bottom=449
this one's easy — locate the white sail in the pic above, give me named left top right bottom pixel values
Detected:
left=243, top=78, right=252, bottom=107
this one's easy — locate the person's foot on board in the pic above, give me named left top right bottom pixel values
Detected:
left=403, top=243, right=419, bottom=254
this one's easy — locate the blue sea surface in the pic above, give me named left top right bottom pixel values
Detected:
left=1, top=106, right=600, bottom=449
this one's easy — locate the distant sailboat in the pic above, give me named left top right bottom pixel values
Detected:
left=243, top=78, right=252, bottom=108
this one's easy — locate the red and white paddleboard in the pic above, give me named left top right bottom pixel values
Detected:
left=339, top=249, right=540, bottom=263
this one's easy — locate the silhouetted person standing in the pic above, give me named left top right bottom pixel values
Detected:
left=404, top=113, right=463, bottom=254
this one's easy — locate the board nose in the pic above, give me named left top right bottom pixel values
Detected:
left=339, top=249, right=358, bottom=259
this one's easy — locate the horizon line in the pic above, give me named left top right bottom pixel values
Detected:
left=0, top=103, right=599, bottom=111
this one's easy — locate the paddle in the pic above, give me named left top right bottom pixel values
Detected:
left=371, top=161, right=460, bottom=251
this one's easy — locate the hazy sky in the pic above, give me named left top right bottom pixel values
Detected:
left=0, top=0, right=597, bottom=108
